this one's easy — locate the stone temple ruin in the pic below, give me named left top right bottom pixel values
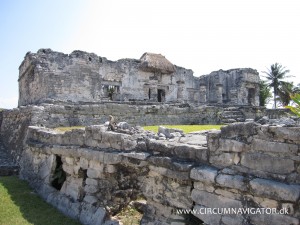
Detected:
left=18, top=49, right=260, bottom=106
left=0, top=49, right=299, bottom=225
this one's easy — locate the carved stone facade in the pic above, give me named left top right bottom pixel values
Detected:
left=18, top=49, right=260, bottom=106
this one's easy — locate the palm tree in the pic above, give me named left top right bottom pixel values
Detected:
left=277, top=82, right=299, bottom=106
left=262, top=63, right=292, bottom=108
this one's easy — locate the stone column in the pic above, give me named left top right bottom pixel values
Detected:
left=176, top=80, right=185, bottom=102
left=199, top=85, right=207, bottom=103
left=216, top=84, right=223, bottom=104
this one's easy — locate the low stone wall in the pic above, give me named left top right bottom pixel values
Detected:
left=1, top=103, right=222, bottom=162
left=20, top=122, right=300, bottom=225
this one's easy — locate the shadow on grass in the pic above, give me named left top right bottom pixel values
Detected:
left=0, top=176, right=82, bottom=225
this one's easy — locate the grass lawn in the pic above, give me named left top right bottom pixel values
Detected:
left=53, top=125, right=224, bottom=134
left=143, top=124, right=224, bottom=133
left=0, top=176, right=82, bottom=225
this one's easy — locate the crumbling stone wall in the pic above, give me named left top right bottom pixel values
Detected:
left=20, top=122, right=300, bottom=225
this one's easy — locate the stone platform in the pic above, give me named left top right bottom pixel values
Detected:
left=0, top=141, right=18, bottom=176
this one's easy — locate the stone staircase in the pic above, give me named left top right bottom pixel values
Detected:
left=0, top=141, right=18, bottom=176
left=221, top=107, right=245, bottom=124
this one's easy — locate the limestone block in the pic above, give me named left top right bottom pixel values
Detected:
left=218, top=139, right=249, bottom=152
left=192, top=204, right=222, bottom=225
left=190, top=166, right=218, bottom=183
left=62, top=164, right=74, bottom=175
left=191, top=189, right=243, bottom=209
left=209, top=153, right=238, bottom=168
left=103, top=152, right=123, bottom=164
left=60, top=177, right=84, bottom=201
left=216, top=174, right=247, bottom=191
left=241, top=152, right=294, bottom=174
left=220, top=122, right=259, bottom=139
left=65, top=156, right=74, bottom=165
left=80, top=158, right=89, bottom=169
left=84, top=184, right=98, bottom=194
left=38, top=154, right=55, bottom=183
left=214, top=188, right=241, bottom=200
left=87, top=168, right=103, bottom=179
left=149, top=165, right=190, bottom=180
left=105, top=165, right=116, bottom=173
left=253, top=197, right=278, bottom=209
left=250, top=178, right=300, bottom=202
left=79, top=204, right=106, bottom=225
left=120, top=152, right=150, bottom=160
left=193, top=182, right=215, bottom=193
left=147, top=139, right=174, bottom=154
left=173, top=144, right=208, bottom=162
left=86, top=178, right=98, bottom=186
left=252, top=138, right=298, bottom=155
left=269, top=126, right=300, bottom=144
left=89, top=160, right=103, bottom=170
left=250, top=213, right=299, bottom=225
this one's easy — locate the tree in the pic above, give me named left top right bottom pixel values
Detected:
left=277, top=82, right=300, bottom=106
left=286, top=93, right=300, bottom=117
left=262, top=63, right=292, bottom=108
left=259, top=80, right=272, bottom=106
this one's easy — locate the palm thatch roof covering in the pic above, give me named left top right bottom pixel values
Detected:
left=140, top=53, right=175, bottom=74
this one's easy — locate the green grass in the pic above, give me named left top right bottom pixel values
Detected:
left=143, top=125, right=224, bottom=133
left=0, top=176, right=82, bottom=225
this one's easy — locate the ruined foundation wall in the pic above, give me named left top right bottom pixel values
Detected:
left=20, top=123, right=300, bottom=225
left=0, top=103, right=222, bottom=162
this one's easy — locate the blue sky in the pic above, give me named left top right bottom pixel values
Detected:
left=1, top=0, right=299, bottom=108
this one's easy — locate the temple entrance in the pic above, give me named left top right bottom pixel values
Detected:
left=157, top=89, right=165, bottom=102
left=248, top=88, right=255, bottom=105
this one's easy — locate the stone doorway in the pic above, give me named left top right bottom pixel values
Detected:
left=157, top=89, right=165, bottom=102
left=248, top=88, right=255, bottom=105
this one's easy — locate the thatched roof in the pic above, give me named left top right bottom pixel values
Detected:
left=140, top=53, right=175, bottom=74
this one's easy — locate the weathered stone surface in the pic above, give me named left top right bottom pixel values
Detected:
left=218, top=139, right=249, bottom=152
left=209, top=152, right=239, bottom=167
left=190, top=166, right=218, bottom=183
left=60, top=177, right=84, bottom=201
left=241, top=152, right=295, bottom=174
left=216, top=174, right=247, bottom=191
left=269, top=126, right=300, bottom=144
left=220, top=122, right=259, bottom=139
left=252, top=138, right=298, bottom=154
left=250, top=213, right=299, bottom=225
left=250, top=178, right=300, bottom=202
left=191, top=189, right=243, bottom=209
left=79, top=204, right=106, bottom=225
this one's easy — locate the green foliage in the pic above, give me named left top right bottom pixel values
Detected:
left=0, top=176, right=81, bottom=225
left=143, top=125, right=224, bottom=133
left=277, top=82, right=300, bottom=106
left=259, top=80, right=272, bottom=106
left=262, top=63, right=292, bottom=108
left=286, top=94, right=300, bottom=117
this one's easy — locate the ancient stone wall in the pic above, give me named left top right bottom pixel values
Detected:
left=20, top=123, right=300, bottom=225
left=1, top=103, right=224, bottom=162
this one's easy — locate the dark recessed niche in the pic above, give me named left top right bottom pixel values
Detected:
left=51, top=155, right=66, bottom=190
